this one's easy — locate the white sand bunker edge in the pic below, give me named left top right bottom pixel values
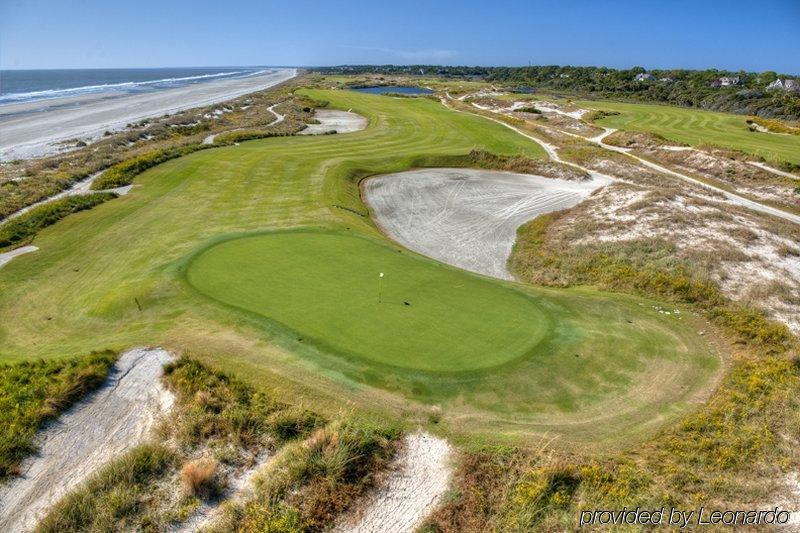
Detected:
left=364, top=168, right=609, bottom=280
left=0, top=347, right=175, bottom=532
left=333, top=432, right=452, bottom=533
left=299, top=109, right=367, bottom=135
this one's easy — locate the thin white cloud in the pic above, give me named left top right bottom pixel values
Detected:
left=341, top=45, right=458, bottom=63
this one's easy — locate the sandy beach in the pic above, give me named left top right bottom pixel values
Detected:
left=0, top=68, right=296, bottom=161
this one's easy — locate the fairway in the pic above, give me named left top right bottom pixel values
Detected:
left=0, top=88, right=722, bottom=442
left=186, top=230, right=548, bottom=372
left=577, top=99, right=800, bottom=165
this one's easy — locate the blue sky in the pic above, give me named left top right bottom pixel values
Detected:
left=1, top=0, right=798, bottom=73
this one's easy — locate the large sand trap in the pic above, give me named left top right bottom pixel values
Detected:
left=0, top=69, right=296, bottom=161
left=0, top=245, right=38, bottom=269
left=364, top=168, right=608, bottom=280
left=332, top=432, right=452, bottom=533
left=0, top=347, right=174, bottom=532
left=299, top=109, right=367, bottom=135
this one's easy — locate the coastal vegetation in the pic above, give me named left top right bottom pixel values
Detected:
left=34, top=356, right=398, bottom=532
left=90, top=145, right=212, bottom=190
left=420, top=212, right=799, bottom=530
left=0, top=352, right=115, bottom=480
left=0, top=192, right=116, bottom=250
left=0, top=77, right=314, bottom=222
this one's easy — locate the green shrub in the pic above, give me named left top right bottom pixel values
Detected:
left=0, top=193, right=116, bottom=249
left=214, top=130, right=294, bottom=145
left=584, top=109, right=621, bottom=121
left=91, top=145, right=211, bottom=190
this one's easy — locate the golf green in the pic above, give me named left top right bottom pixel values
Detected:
left=186, top=230, right=549, bottom=372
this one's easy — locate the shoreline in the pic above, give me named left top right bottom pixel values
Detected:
left=0, top=68, right=297, bottom=161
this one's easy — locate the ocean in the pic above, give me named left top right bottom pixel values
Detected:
left=0, top=67, right=272, bottom=105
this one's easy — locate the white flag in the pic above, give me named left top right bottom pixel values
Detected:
left=379, top=272, right=384, bottom=278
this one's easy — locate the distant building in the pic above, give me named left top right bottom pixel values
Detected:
left=659, top=77, right=674, bottom=83
left=767, top=78, right=800, bottom=93
left=635, top=73, right=655, bottom=82
left=711, top=76, right=742, bottom=87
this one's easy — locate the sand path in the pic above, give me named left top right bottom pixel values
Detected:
left=0, top=347, right=174, bottom=532
left=0, top=245, right=38, bottom=269
left=332, top=432, right=452, bottom=533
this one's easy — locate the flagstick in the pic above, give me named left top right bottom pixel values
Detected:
left=378, top=272, right=384, bottom=303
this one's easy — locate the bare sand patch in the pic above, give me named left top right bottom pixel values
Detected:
left=332, top=432, right=452, bottom=533
left=0, top=347, right=174, bottom=532
left=299, top=109, right=367, bottom=135
left=364, top=168, right=608, bottom=280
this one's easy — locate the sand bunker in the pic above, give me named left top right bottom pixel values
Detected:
left=364, top=168, right=607, bottom=280
left=0, top=347, right=174, bottom=532
left=0, top=245, right=38, bottom=269
left=332, top=432, right=452, bottom=533
left=299, top=109, right=367, bottom=135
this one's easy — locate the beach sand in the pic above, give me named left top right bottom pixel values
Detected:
left=0, top=68, right=296, bottom=161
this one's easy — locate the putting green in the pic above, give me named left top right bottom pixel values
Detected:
left=186, top=230, right=548, bottom=372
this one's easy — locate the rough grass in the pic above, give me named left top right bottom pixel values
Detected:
left=213, top=421, right=400, bottom=532
left=161, top=357, right=321, bottom=449
left=181, top=457, right=220, bottom=498
left=0, top=351, right=115, bottom=480
left=35, top=444, right=177, bottom=533
left=35, top=357, right=322, bottom=531
left=0, top=193, right=116, bottom=250
left=417, top=211, right=800, bottom=530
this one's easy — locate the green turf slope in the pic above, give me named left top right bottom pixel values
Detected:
left=578, top=99, right=800, bottom=165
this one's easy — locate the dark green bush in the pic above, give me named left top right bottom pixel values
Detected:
left=0, top=193, right=116, bottom=249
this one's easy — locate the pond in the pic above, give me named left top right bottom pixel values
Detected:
left=350, top=85, right=434, bottom=96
